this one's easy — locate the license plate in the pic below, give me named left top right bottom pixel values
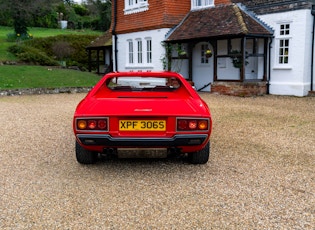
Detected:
left=119, top=120, right=166, bottom=131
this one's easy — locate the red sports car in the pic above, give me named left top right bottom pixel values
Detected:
left=73, top=71, right=212, bottom=164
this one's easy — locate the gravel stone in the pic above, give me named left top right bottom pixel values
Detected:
left=0, top=93, right=314, bottom=229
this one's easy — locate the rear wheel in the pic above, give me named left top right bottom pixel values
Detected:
left=188, top=141, right=210, bottom=164
left=75, top=141, right=98, bottom=164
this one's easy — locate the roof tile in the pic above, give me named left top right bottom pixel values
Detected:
left=166, top=4, right=272, bottom=42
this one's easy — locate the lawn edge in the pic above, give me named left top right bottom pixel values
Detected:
left=0, top=87, right=92, bottom=96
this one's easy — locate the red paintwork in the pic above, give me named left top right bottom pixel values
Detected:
left=73, top=71, right=212, bottom=153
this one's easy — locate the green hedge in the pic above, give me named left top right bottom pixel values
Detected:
left=8, top=45, right=59, bottom=66
left=8, top=34, right=99, bottom=69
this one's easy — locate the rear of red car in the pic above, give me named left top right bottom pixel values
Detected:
left=73, top=72, right=212, bottom=164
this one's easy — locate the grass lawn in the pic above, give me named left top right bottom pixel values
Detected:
left=0, top=65, right=102, bottom=90
left=0, top=27, right=17, bottom=61
left=0, top=26, right=103, bottom=90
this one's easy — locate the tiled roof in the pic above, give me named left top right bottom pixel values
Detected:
left=166, top=4, right=273, bottom=42
left=231, top=0, right=313, bottom=14
left=86, top=30, right=112, bottom=48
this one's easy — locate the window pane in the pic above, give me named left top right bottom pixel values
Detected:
left=278, top=39, right=289, bottom=64
left=128, top=41, right=133, bottom=64
left=279, top=57, right=283, bottom=63
left=280, top=23, right=290, bottom=36
left=146, top=39, right=152, bottom=63
left=137, top=40, right=142, bottom=63
left=107, top=76, right=181, bottom=91
left=192, top=0, right=213, bottom=7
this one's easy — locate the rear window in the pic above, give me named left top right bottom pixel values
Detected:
left=107, top=76, right=181, bottom=92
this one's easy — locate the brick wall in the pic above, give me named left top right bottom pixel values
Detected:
left=216, top=0, right=233, bottom=5
left=211, top=81, right=267, bottom=96
left=112, top=0, right=190, bottom=34
left=111, top=0, right=234, bottom=34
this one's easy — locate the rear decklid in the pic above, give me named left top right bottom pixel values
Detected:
left=76, top=95, right=208, bottom=117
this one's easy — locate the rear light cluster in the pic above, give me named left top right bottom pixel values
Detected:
left=76, top=118, right=108, bottom=131
left=177, top=118, right=209, bottom=131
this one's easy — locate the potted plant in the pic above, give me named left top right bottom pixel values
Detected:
left=176, top=44, right=187, bottom=58
left=178, top=50, right=187, bottom=58
left=230, top=50, right=248, bottom=68
left=205, top=49, right=212, bottom=58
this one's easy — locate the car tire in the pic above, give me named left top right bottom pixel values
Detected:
left=75, top=141, right=97, bottom=164
left=188, top=141, right=210, bottom=164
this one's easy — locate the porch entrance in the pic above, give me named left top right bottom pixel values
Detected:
left=192, top=42, right=214, bottom=92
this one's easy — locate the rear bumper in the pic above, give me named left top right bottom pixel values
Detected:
left=76, top=134, right=208, bottom=147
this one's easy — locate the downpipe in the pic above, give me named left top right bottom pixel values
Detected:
left=112, top=0, right=118, bottom=71
left=267, top=37, right=273, bottom=95
left=311, top=5, right=315, bottom=91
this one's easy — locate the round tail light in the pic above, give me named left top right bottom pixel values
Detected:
left=98, top=120, right=107, bottom=129
left=77, top=120, right=87, bottom=130
left=198, top=120, right=208, bottom=130
left=188, top=120, right=197, bottom=129
left=88, top=120, right=97, bottom=129
left=178, top=120, right=187, bottom=130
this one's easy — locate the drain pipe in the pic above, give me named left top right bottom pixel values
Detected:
left=311, top=5, right=315, bottom=91
left=267, top=37, right=273, bottom=94
left=112, top=0, right=118, bottom=72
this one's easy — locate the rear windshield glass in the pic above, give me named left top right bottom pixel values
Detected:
left=107, top=76, right=181, bottom=92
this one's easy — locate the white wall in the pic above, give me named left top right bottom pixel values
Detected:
left=113, top=8, right=314, bottom=96
left=260, top=9, right=313, bottom=96
left=114, top=28, right=170, bottom=72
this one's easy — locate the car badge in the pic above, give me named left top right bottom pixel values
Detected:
left=134, top=109, right=152, bottom=112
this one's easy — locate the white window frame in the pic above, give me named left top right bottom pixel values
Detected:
left=145, top=38, right=152, bottom=64
left=124, top=0, right=149, bottom=15
left=278, top=39, right=289, bottom=64
left=274, top=22, right=292, bottom=69
left=127, top=40, right=134, bottom=64
left=136, top=39, right=143, bottom=64
left=126, top=37, right=154, bottom=69
left=191, top=0, right=214, bottom=10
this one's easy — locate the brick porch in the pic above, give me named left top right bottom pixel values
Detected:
left=211, top=81, right=267, bottom=97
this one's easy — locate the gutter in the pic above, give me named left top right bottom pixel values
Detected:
left=112, top=0, right=118, bottom=71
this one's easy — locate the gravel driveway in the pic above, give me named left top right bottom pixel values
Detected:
left=1, top=93, right=314, bottom=229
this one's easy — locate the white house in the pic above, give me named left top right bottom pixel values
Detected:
left=108, top=0, right=315, bottom=96
left=257, top=4, right=315, bottom=96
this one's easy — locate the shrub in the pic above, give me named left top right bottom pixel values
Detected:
left=8, top=44, right=59, bottom=66
left=52, top=41, right=74, bottom=60
left=8, top=34, right=99, bottom=69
